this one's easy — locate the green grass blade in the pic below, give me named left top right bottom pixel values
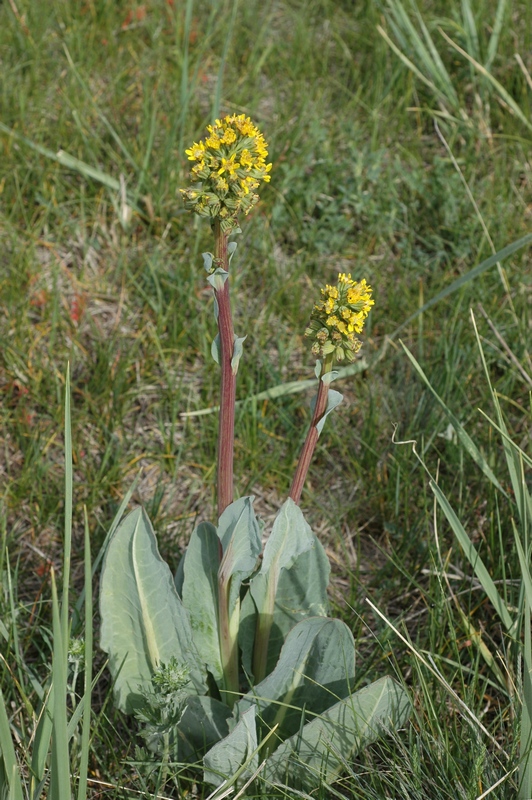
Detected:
left=397, top=232, right=532, bottom=336
left=0, top=121, right=118, bottom=190
left=486, top=0, right=508, bottom=70
left=49, top=570, right=71, bottom=800
left=478, top=411, right=532, bottom=471
left=76, top=508, right=93, bottom=800
left=430, top=479, right=514, bottom=631
left=0, top=122, right=141, bottom=212
left=55, top=151, right=135, bottom=202
left=514, top=525, right=532, bottom=798
left=384, top=0, right=459, bottom=106
left=502, top=433, right=532, bottom=550
left=401, top=342, right=508, bottom=496
left=513, top=521, right=532, bottom=612
left=62, top=44, right=138, bottom=170
left=5, top=558, right=24, bottom=692
left=0, top=689, right=24, bottom=800
left=61, top=365, right=73, bottom=658
left=212, top=0, right=239, bottom=122
left=439, top=26, right=532, bottom=133
left=521, top=602, right=532, bottom=798
left=66, top=663, right=108, bottom=742
left=471, top=313, right=523, bottom=520
left=177, top=0, right=195, bottom=157
left=460, top=0, right=480, bottom=62
left=412, top=1, right=459, bottom=105
left=49, top=367, right=74, bottom=800
left=388, top=0, right=437, bottom=78
left=377, top=24, right=451, bottom=106
left=30, top=683, right=54, bottom=798
left=133, top=99, right=157, bottom=204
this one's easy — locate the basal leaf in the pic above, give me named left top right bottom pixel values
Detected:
left=174, top=696, right=232, bottom=762
left=182, top=522, right=223, bottom=684
left=215, top=497, right=262, bottom=704
left=250, top=500, right=329, bottom=682
left=239, top=617, right=356, bottom=743
left=217, top=497, right=262, bottom=581
left=203, top=706, right=258, bottom=788
left=263, top=676, right=411, bottom=790
left=240, top=542, right=330, bottom=678
left=100, top=507, right=207, bottom=712
left=260, top=499, right=313, bottom=575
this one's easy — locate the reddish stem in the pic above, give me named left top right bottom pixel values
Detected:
left=214, top=219, right=236, bottom=518
left=213, top=220, right=239, bottom=704
left=289, top=356, right=334, bottom=505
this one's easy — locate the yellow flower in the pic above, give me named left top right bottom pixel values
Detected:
left=205, top=134, right=221, bottom=150
left=239, top=149, right=254, bottom=169
left=305, top=273, right=374, bottom=362
left=181, top=114, right=272, bottom=231
left=218, top=154, right=240, bottom=177
left=221, top=127, right=237, bottom=145
left=185, top=141, right=205, bottom=161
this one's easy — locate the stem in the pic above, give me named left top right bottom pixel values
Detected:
left=213, top=219, right=239, bottom=705
left=214, top=218, right=236, bottom=518
left=289, top=354, right=334, bottom=505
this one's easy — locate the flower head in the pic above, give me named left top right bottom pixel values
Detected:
left=180, top=114, right=272, bottom=232
left=305, top=273, right=374, bottom=362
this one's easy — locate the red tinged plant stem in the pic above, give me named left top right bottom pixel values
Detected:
left=213, top=219, right=239, bottom=704
left=214, top=219, right=236, bottom=518
left=289, top=355, right=334, bottom=505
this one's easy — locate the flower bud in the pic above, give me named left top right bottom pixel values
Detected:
left=305, top=273, right=374, bottom=362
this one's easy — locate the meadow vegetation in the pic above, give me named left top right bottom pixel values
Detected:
left=1, top=0, right=532, bottom=796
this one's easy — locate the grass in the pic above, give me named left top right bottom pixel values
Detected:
left=1, top=0, right=532, bottom=796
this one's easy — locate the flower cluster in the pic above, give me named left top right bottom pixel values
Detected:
left=180, top=114, right=272, bottom=232
left=305, top=273, right=374, bottom=362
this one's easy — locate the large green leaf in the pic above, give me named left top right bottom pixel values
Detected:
left=263, top=676, right=411, bottom=791
left=217, top=496, right=262, bottom=613
left=260, top=499, right=313, bottom=575
left=215, top=497, right=262, bottom=703
left=240, top=538, right=330, bottom=679
left=173, top=696, right=232, bottom=762
left=100, top=507, right=207, bottom=712
left=179, top=499, right=262, bottom=693
left=181, top=522, right=223, bottom=684
left=248, top=499, right=330, bottom=682
left=203, top=706, right=258, bottom=788
left=238, top=617, right=356, bottom=743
